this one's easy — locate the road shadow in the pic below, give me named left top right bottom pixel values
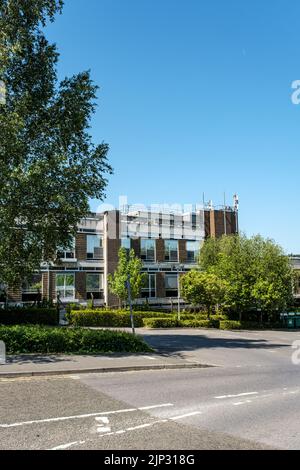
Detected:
left=141, top=332, right=288, bottom=357
left=4, top=354, right=75, bottom=365
left=3, top=352, right=161, bottom=365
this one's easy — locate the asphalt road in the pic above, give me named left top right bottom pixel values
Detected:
left=1, top=328, right=300, bottom=450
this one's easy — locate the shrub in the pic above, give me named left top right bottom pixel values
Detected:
left=0, top=325, right=151, bottom=354
left=67, top=310, right=144, bottom=327
left=180, top=319, right=219, bottom=329
left=211, top=314, right=228, bottom=321
left=0, top=308, right=57, bottom=326
left=67, top=309, right=173, bottom=327
left=143, top=317, right=178, bottom=328
left=219, top=320, right=280, bottom=330
left=219, top=320, right=242, bottom=330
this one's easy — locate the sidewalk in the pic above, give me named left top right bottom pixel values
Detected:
left=0, top=352, right=211, bottom=378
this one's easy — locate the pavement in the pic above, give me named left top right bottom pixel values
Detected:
left=1, top=327, right=300, bottom=449
left=0, top=352, right=210, bottom=378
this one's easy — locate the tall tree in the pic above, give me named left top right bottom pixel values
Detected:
left=108, top=248, right=146, bottom=307
left=199, top=234, right=294, bottom=320
left=0, top=0, right=112, bottom=286
left=180, top=270, right=228, bottom=318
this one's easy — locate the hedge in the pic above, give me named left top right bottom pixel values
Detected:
left=66, top=310, right=173, bottom=327
left=219, top=320, right=281, bottom=330
left=0, top=325, right=151, bottom=354
left=0, top=308, right=57, bottom=326
left=143, top=317, right=179, bottom=328
left=219, top=321, right=242, bottom=330
left=178, top=313, right=206, bottom=321
left=180, top=319, right=220, bottom=329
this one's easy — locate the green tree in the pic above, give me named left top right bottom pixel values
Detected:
left=199, top=234, right=293, bottom=321
left=0, top=0, right=112, bottom=286
left=108, top=248, right=147, bottom=307
left=180, top=270, right=228, bottom=318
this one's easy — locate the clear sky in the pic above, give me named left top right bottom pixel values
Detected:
left=46, top=0, right=300, bottom=253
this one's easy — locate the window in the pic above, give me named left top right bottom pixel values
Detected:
left=22, top=274, right=42, bottom=302
left=141, top=239, right=155, bottom=261
left=87, top=235, right=103, bottom=259
left=186, top=241, right=200, bottom=263
left=56, top=273, right=75, bottom=300
left=121, top=238, right=131, bottom=251
left=86, top=273, right=104, bottom=300
left=165, top=274, right=178, bottom=297
left=141, top=274, right=156, bottom=298
left=164, top=240, right=178, bottom=262
left=57, top=238, right=75, bottom=260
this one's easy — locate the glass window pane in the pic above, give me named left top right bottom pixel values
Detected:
left=65, top=274, right=74, bottom=287
left=121, top=238, right=131, bottom=250
left=87, top=235, right=103, bottom=259
left=64, top=289, right=74, bottom=298
left=86, top=274, right=100, bottom=291
left=165, top=275, right=178, bottom=289
left=56, top=274, right=65, bottom=287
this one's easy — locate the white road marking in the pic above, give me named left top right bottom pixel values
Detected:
left=126, top=421, right=167, bottom=431
left=0, top=403, right=174, bottom=428
left=50, top=440, right=86, bottom=450
left=95, top=416, right=111, bottom=433
left=169, top=411, right=202, bottom=420
left=142, top=356, right=157, bottom=360
left=233, top=400, right=253, bottom=406
left=215, top=392, right=258, bottom=399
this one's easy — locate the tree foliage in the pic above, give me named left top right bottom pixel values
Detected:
left=0, top=0, right=112, bottom=285
left=108, top=248, right=147, bottom=305
left=199, top=234, right=294, bottom=320
left=180, top=270, right=228, bottom=318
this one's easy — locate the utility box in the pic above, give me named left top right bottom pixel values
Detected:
left=281, top=312, right=300, bottom=329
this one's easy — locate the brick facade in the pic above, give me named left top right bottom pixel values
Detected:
left=178, top=240, right=187, bottom=263
left=76, top=233, right=87, bottom=260
left=75, top=272, right=86, bottom=301
left=4, top=207, right=238, bottom=307
left=156, top=272, right=165, bottom=298
left=156, top=239, right=165, bottom=262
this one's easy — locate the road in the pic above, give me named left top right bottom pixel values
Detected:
left=1, top=328, right=300, bottom=450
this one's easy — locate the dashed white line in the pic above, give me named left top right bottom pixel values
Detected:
left=169, top=411, right=202, bottom=420
left=233, top=400, right=253, bottom=406
left=0, top=403, right=174, bottom=428
left=51, top=440, right=86, bottom=450
left=215, top=392, right=258, bottom=399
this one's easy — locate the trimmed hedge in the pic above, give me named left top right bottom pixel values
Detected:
left=180, top=319, right=220, bottom=329
left=0, top=325, right=151, bottom=354
left=143, top=317, right=179, bottom=329
left=219, top=320, right=280, bottom=330
left=178, top=313, right=206, bottom=321
left=67, top=310, right=173, bottom=327
left=0, top=308, right=57, bottom=326
left=219, top=321, right=242, bottom=330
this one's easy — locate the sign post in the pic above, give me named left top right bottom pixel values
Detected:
left=0, top=341, right=6, bottom=365
left=126, top=274, right=135, bottom=335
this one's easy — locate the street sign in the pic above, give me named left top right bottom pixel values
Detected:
left=0, top=80, right=6, bottom=105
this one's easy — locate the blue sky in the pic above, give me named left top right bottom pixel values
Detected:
left=47, top=0, right=300, bottom=253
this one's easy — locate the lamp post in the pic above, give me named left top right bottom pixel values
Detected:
left=126, top=273, right=135, bottom=335
left=176, top=264, right=184, bottom=322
